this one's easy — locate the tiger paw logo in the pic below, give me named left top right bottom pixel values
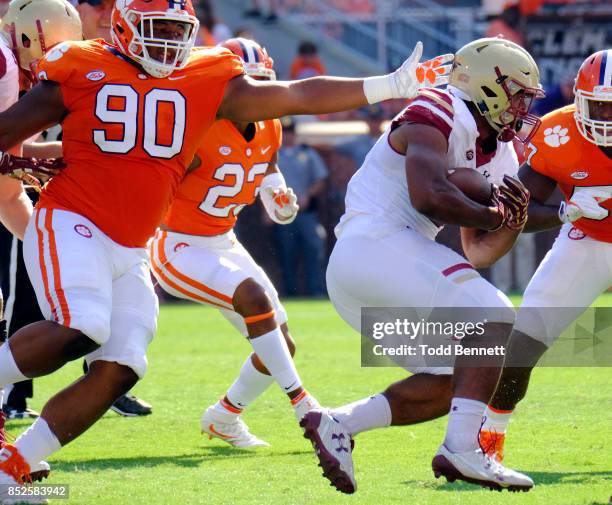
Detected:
left=45, top=42, right=72, bottom=62
left=415, top=56, right=448, bottom=85
left=543, top=125, right=570, bottom=147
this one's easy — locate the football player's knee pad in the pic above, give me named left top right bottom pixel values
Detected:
left=108, top=311, right=155, bottom=380
left=453, top=278, right=517, bottom=326
left=72, top=313, right=111, bottom=346
left=513, top=308, right=557, bottom=348
left=112, top=333, right=151, bottom=380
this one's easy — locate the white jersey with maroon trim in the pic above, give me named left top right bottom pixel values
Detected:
left=0, top=37, right=19, bottom=115
left=336, top=85, right=519, bottom=241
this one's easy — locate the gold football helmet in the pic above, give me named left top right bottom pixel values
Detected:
left=449, top=37, right=544, bottom=143
left=1, top=0, right=83, bottom=77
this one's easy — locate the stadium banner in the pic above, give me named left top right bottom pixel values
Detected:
left=360, top=307, right=612, bottom=368
left=526, top=13, right=612, bottom=87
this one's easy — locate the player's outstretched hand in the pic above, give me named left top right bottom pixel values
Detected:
left=363, top=42, right=454, bottom=104
left=498, top=175, right=530, bottom=230
left=559, top=188, right=611, bottom=223
left=0, top=151, right=65, bottom=189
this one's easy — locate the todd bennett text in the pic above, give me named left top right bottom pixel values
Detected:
left=372, top=343, right=506, bottom=357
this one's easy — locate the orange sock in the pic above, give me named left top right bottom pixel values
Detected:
left=0, top=444, right=31, bottom=484
left=480, top=405, right=513, bottom=462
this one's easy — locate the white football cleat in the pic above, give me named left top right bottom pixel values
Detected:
left=200, top=407, right=269, bottom=448
left=432, top=444, right=534, bottom=492
left=300, top=409, right=356, bottom=494
left=28, top=461, right=50, bottom=483
left=0, top=469, right=48, bottom=504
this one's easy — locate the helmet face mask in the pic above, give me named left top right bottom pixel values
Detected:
left=493, top=67, right=544, bottom=143
left=112, top=0, right=199, bottom=78
left=574, top=50, right=612, bottom=147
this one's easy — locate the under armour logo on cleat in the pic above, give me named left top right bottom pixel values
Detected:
left=332, top=433, right=349, bottom=453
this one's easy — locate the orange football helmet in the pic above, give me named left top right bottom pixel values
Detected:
left=111, top=0, right=199, bottom=78
left=219, top=37, right=275, bottom=80
left=574, top=49, right=612, bottom=147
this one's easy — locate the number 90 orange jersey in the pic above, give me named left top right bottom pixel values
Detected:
left=526, top=104, right=612, bottom=242
left=162, top=118, right=282, bottom=236
left=35, top=39, right=244, bottom=247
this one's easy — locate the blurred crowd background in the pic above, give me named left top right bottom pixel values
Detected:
left=3, top=0, right=611, bottom=298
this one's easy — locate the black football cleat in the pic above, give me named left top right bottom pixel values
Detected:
left=110, top=394, right=152, bottom=417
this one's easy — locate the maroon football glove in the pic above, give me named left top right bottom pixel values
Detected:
left=488, top=185, right=508, bottom=232
left=0, top=152, right=65, bottom=189
left=498, top=174, right=530, bottom=230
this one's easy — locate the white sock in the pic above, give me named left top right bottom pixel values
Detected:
left=331, top=394, right=392, bottom=435
left=14, top=418, right=61, bottom=467
left=290, top=390, right=321, bottom=422
left=481, top=405, right=513, bottom=434
left=443, top=397, right=487, bottom=453
left=248, top=328, right=301, bottom=393
left=225, top=355, right=274, bottom=410
left=0, top=343, right=27, bottom=386
left=0, top=388, right=4, bottom=407
left=211, top=398, right=242, bottom=423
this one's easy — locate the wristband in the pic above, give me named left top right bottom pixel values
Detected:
left=261, top=172, right=287, bottom=192
left=363, top=75, right=393, bottom=105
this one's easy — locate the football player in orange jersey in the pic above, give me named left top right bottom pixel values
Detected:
left=474, top=49, right=612, bottom=471
left=151, top=38, right=320, bottom=448
left=0, top=0, right=454, bottom=494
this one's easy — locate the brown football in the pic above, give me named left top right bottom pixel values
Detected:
left=447, top=167, right=494, bottom=205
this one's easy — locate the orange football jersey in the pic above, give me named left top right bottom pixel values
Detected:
left=35, top=40, right=244, bottom=247
left=163, top=118, right=282, bottom=236
left=526, top=105, right=612, bottom=243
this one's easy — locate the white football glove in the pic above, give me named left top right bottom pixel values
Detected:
left=363, top=41, right=454, bottom=104
left=260, top=173, right=299, bottom=225
left=559, top=188, right=611, bottom=223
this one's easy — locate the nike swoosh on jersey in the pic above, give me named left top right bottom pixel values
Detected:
left=168, top=75, right=186, bottom=81
left=261, top=146, right=272, bottom=155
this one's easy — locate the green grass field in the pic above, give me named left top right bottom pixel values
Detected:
left=8, top=298, right=611, bottom=505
